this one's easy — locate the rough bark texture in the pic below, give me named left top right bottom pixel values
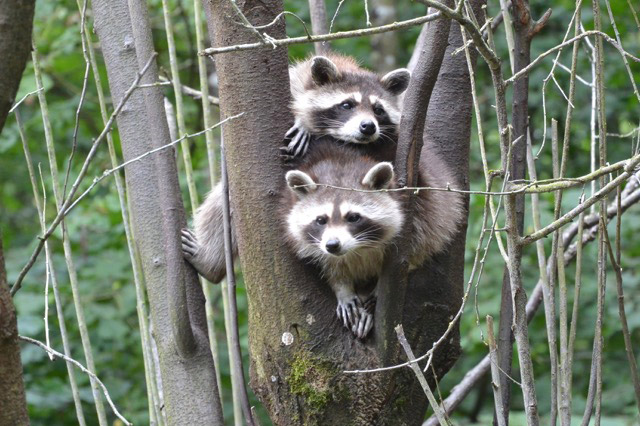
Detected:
left=92, top=1, right=223, bottom=424
left=0, top=0, right=35, bottom=133
left=0, top=234, right=30, bottom=425
left=204, top=0, right=479, bottom=423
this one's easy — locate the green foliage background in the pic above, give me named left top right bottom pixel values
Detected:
left=1, top=0, right=638, bottom=424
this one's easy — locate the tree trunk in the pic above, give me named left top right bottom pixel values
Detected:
left=0, top=0, right=35, bottom=133
left=0, top=233, right=30, bottom=425
left=203, top=0, right=479, bottom=423
left=91, top=1, right=223, bottom=424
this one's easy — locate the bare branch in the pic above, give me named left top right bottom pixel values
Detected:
left=19, top=336, right=131, bottom=426
left=201, top=12, right=441, bottom=56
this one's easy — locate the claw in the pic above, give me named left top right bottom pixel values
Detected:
left=292, top=132, right=310, bottom=157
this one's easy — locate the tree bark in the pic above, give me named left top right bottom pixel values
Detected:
left=0, top=0, right=35, bottom=133
left=91, top=1, right=223, bottom=424
left=203, top=0, right=479, bottom=423
left=400, top=2, right=485, bottom=420
left=0, top=233, right=30, bottom=425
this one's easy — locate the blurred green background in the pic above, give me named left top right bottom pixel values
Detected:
left=1, top=0, right=639, bottom=424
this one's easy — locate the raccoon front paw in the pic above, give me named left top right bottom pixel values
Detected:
left=352, top=295, right=376, bottom=339
left=181, top=228, right=216, bottom=282
left=352, top=309, right=374, bottom=340
left=282, top=122, right=311, bottom=159
left=336, top=296, right=360, bottom=330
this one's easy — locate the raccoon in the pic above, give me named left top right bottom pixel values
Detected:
left=282, top=54, right=411, bottom=161
left=282, top=141, right=463, bottom=339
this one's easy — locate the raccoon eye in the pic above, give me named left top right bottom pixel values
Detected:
left=315, top=216, right=327, bottom=225
left=373, top=106, right=385, bottom=116
left=340, top=101, right=354, bottom=110
left=346, top=213, right=361, bottom=223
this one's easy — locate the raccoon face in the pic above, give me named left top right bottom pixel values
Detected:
left=285, top=162, right=404, bottom=260
left=292, top=56, right=411, bottom=145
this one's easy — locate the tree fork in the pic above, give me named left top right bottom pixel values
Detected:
left=203, top=0, right=478, bottom=423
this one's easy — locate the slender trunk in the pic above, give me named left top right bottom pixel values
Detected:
left=92, top=1, right=223, bottom=423
left=0, top=234, right=30, bottom=425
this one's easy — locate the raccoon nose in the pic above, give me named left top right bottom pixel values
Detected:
left=359, top=120, right=377, bottom=136
left=325, top=239, right=341, bottom=254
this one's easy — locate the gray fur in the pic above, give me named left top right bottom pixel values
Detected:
left=181, top=184, right=237, bottom=283
left=281, top=142, right=463, bottom=338
left=283, top=54, right=410, bottom=158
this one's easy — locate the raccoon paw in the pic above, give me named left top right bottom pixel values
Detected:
left=352, top=309, right=374, bottom=340
left=336, top=296, right=360, bottom=330
left=181, top=228, right=216, bottom=282
left=282, top=122, right=311, bottom=159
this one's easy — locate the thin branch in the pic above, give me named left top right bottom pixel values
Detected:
left=201, top=12, right=441, bottom=55
left=486, top=316, right=506, bottom=426
left=19, top=336, right=131, bottom=426
left=396, top=325, right=451, bottom=426
left=521, top=155, right=640, bottom=246
left=506, top=30, right=640, bottom=85
left=66, top=115, right=243, bottom=214
left=602, top=216, right=640, bottom=414
left=8, top=88, right=43, bottom=113
left=220, top=125, right=255, bottom=426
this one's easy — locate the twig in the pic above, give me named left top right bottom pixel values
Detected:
left=228, top=0, right=266, bottom=43
left=19, top=336, right=131, bottom=426
left=242, top=10, right=312, bottom=39
left=396, top=325, right=451, bottom=426
left=602, top=211, right=640, bottom=414
left=329, top=0, right=347, bottom=33
left=526, top=133, right=559, bottom=425
left=66, top=115, right=243, bottom=214
left=37, top=164, right=53, bottom=361
left=220, top=125, right=255, bottom=426
left=486, top=316, right=506, bottom=426
left=506, top=30, right=640, bottom=85
left=592, top=2, right=608, bottom=421
left=498, top=0, right=515, bottom=73
left=63, top=0, right=91, bottom=200
left=520, top=154, right=640, bottom=245
left=461, top=25, right=508, bottom=263
left=8, top=88, right=43, bottom=113
left=201, top=11, right=441, bottom=55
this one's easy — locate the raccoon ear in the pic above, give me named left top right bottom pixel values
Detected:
left=286, top=170, right=317, bottom=197
left=380, top=68, right=411, bottom=95
left=311, top=56, right=341, bottom=86
left=362, top=162, right=394, bottom=190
